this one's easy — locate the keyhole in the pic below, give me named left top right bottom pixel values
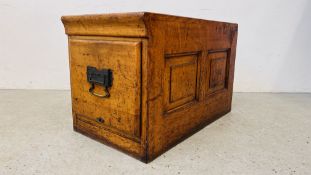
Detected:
left=96, top=117, right=104, bottom=123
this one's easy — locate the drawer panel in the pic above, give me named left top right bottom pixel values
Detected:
left=69, top=38, right=141, bottom=140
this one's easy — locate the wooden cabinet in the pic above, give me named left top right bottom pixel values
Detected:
left=62, top=12, right=238, bottom=163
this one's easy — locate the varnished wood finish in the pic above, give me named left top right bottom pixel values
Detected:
left=62, top=12, right=238, bottom=163
left=61, top=13, right=147, bottom=37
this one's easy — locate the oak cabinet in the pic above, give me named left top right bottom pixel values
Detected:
left=62, top=12, right=238, bottom=163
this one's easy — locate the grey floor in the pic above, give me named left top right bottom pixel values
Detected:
left=0, top=90, right=310, bottom=175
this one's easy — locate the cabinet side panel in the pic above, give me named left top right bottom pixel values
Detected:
left=144, top=14, right=238, bottom=162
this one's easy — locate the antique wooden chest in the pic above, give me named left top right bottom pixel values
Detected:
left=61, top=12, right=238, bottom=163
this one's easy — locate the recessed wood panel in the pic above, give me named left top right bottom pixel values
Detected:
left=164, top=53, right=199, bottom=112
left=207, top=51, right=229, bottom=94
left=210, top=57, right=227, bottom=89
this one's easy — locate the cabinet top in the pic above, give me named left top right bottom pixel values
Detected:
left=61, top=12, right=238, bottom=37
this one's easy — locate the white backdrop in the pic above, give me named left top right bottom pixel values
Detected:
left=0, top=0, right=310, bottom=92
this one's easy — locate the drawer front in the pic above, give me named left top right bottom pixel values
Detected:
left=69, top=38, right=141, bottom=141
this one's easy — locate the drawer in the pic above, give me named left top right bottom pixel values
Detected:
left=69, top=38, right=142, bottom=141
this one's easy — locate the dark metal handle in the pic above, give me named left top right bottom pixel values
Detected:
left=87, top=66, right=112, bottom=98
left=88, top=83, right=110, bottom=98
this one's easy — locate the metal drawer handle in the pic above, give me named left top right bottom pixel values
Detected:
left=89, top=84, right=110, bottom=98
left=86, top=66, right=113, bottom=98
